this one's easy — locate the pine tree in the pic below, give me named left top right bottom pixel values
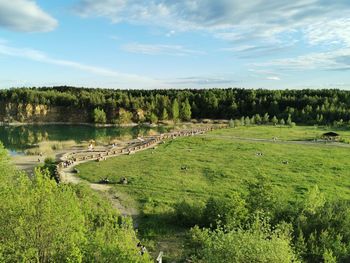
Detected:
left=180, top=98, right=192, bottom=121
left=171, top=99, right=180, bottom=123
left=161, top=108, right=168, bottom=120
left=272, top=116, right=278, bottom=125
left=255, top=114, right=262, bottom=124
left=263, top=113, right=270, bottom=124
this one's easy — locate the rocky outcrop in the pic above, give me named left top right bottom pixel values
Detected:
left=0, top=103, right=90, bottom=123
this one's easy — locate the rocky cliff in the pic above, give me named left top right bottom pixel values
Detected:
left=0, top=103, right=90, bottom=123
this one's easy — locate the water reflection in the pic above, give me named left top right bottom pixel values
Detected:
left=0, top=125, right=169, bottom=152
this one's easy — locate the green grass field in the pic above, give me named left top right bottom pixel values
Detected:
left=76, top=125, right=350, bottom=261
left=211, top=125, right=350, bottom=141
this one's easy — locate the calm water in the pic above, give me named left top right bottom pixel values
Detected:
left=0, top=124, right=169, bottom=152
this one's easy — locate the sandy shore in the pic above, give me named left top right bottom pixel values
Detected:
left=10, top=149, right=69, bottom=174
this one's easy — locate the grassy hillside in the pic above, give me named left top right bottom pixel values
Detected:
left=78, top=126, right=350, bottom=202
left=77, top=125, right=350, bottom=260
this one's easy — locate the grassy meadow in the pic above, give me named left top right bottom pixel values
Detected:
left=77, top=125, right=350, bottom=260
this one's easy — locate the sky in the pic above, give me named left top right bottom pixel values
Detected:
left=0, top=0, right=350, bottom=90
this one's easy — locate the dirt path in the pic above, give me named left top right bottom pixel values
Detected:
left=60, top=153, right=140, bottom=220
left=206, top=135, right=350, bottom=148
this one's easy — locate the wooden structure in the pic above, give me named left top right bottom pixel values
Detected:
left=321, top=132, right=340, bottom=141
left=156, top=251, right=163, bottom=263
left=56, top=125, right=226, bottom=182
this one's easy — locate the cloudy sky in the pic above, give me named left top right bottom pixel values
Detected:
left=0, top=0, right=350, bottom=89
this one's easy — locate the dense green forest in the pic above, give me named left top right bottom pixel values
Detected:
left=1, top=86, right=350, bottom=125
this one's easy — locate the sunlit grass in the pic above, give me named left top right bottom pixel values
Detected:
left=77, top=125, right=350, bottom=261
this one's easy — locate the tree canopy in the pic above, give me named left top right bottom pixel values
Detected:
left=0, top=143, right=151, bottom=262
left=2, top=86, right=350, bottom=125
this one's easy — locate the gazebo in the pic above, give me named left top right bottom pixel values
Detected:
left=321, top=132, right=340, bottom=141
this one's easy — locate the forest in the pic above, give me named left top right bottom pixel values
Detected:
left=1, top=86, right=350, bottom=125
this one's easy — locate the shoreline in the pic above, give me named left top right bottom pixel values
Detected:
left=0, top=119, right=229, bottom=127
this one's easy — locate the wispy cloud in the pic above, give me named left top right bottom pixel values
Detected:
left=121, top=43, right=203, bottom=56
left=0, top=0, right=57, bottom=32
left=221, top=41, right=298, bottom=58
left=165, top=76, right=236, bottom=86
left=74, top=0, right=350, bottom=79
left=266, top=76, right=281, bottom=81
left=303, top=18, right=350, bottom=47
left=254, top=48, right=350, bottom=71
left=0, top=42, right=157, bottom=83
left=74, top=1, right=350, bottom=44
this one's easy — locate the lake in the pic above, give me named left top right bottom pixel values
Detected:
left=0, top=124, right=169, bottom=153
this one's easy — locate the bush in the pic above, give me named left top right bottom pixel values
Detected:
left=92, top=108, right=107, bottom=124
left=202, top=193, right=248, bottom=229
left=190, top=216, right=299, bottom=263
left=0, top=145, right=151, bottom=262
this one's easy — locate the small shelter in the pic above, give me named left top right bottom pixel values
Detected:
left=321, top=132, right=340, bottom=141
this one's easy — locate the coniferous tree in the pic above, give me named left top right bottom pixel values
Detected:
left=180, top=98, right=192, bottom=121
left=161, top=108, right=169, bottom=121
left=272, top=116, right=278, bottom=126
left=263, top=113, right=270, bottom=124
left=171, top=99, right=180, bottom=123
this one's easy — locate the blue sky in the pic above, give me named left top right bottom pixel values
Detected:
left=0, top=0, right=350, bottom=89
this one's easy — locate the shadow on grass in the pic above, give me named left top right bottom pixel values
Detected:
left=136, top=211, right=190, bottom=262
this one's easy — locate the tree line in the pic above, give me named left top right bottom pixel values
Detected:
left=1, top=86, right=350, bottom=125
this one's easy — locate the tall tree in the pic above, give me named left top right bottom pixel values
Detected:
left=180, top=98, right=192, bottom=121
left=171, top=99, right=180, bottom=123
left=161, top=108, right=169, bottom=121
left=92, top=108, right=106, bottom=124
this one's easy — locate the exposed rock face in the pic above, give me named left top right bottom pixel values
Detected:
left=0, top=103, right=90, bottom=123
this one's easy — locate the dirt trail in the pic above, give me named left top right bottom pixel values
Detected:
left=60, top=154, right=139, bottom=219
left=206, top=135, right=350, bottom=148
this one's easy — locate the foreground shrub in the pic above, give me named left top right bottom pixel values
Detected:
left=0, top=144, right=151, bottom=262
left=190, top=216, right=299, bottom=263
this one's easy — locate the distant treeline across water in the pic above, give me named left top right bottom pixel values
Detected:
left=1, top=86, right=350, bottom=125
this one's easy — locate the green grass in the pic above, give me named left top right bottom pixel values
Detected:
left=211, top=125, right=350, bottom=141
left=76, top=125, right=350, bottom=261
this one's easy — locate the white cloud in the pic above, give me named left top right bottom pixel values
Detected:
left=254, top=48, right=350, bottom=71
left=74, top=0, right=350, bottom=76
left=266, top=76, right=281, bottom=81
left=0, top=0, right=57, bottom=32
left=303, top=18, right=350, bottom=47
left=121, top=43, right=202, bottom=56
left=74, top=1, right=350, bottom=42
left=221, top=40, right=298, bottom=58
